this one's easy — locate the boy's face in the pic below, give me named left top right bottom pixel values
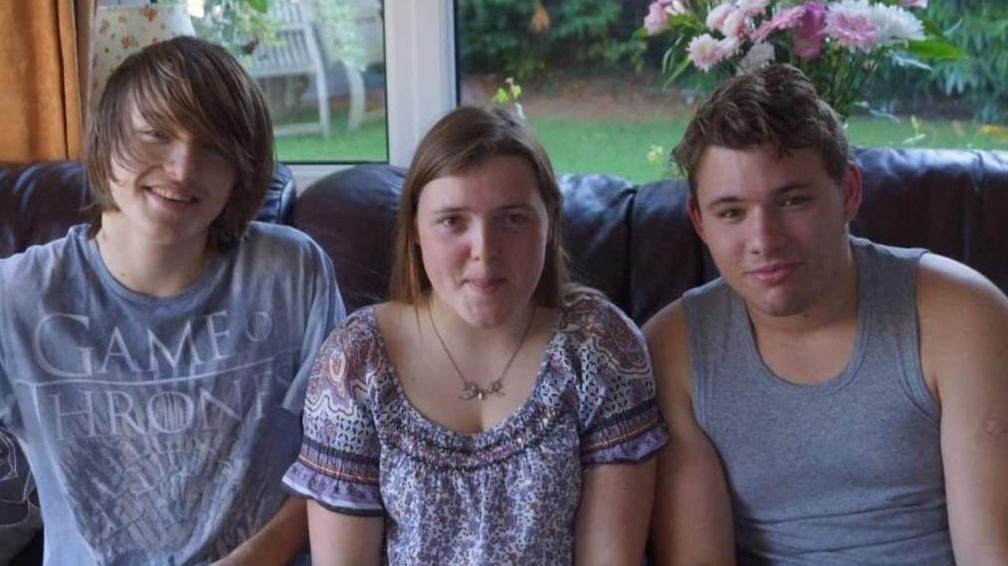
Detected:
left=688, top=145, right=861, bottom=318
left=104, top=105, right=236, bottom=250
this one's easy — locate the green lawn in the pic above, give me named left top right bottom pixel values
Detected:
left=275, top=114, right=1007, bottom=185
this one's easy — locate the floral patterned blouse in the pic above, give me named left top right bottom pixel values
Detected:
left=283, top=291, right=669, bottom=564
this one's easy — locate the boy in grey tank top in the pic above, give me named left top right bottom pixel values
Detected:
left=0, top=38, right=344, bottom=564
left=644, top=65, right=1008, bottom=565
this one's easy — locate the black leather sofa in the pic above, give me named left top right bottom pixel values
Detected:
left=1, top=147, right=1006, bottom=562
left=294, top=148, right=1008, bottom=324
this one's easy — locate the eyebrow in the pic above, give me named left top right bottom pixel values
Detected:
left=430, top=203, right=537, bottom=215
left=704, top=182, right=813, bottom=210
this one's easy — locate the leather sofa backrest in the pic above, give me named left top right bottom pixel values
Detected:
left=295, top=148, right=1008, bottom=325
left=0, top=162, right=297, bottom=260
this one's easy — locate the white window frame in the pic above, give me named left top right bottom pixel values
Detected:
left=291, top=0, right=457, bottom=191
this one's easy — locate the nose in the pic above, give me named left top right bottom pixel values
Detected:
left=747, top=208, right=786, bottom=255
left=470, top=220, right=500, bottom=261
left=163, top=139, right=198, bottom=181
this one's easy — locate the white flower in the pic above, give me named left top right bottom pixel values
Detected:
left=736, top=0, right=770, bottom=19
left=737, top=42, right=775, bottom=74
left=665, top=0, right=689, bottom=16
left=867, top=3, right=925, bottom=44
left=687, top=33, right=726, bottom=71
left=719, top=6, right=749, bottom=39
left=706, top=3, right=733, bottom=32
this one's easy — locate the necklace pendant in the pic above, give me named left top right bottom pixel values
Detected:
left=460, top=382, right=481, bottom=401
left=487, top=380, right=505, bottom=397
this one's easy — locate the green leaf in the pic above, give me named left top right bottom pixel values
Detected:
left=247, top=0, right=268, bottom=14
left=918, top=16, right=947, bottom=40
left=632, top=27, right=652, bottom=41
left=491, top=88, right=510, bottom=104
left=905, top=39, right=967, bottom=61
left=663, top=57, right=693, bottom=88
left=888, top=52, right=933, bottom=72
left=667, top=13, right=704, bottom=32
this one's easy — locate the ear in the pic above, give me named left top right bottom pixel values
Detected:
left=688, top=195, right=708, bottom=244
left=841, top=163, right=863, bottom=223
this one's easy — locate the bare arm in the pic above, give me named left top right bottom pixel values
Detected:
left=213, top=496, right=307, bottom=566
left=306, top=500, right=384, bottom=566
left=574, top=459, right=656, bottom=565
left=644, top=302, right=735, bottom=566
left=917, top=255, right=1008, bottom=563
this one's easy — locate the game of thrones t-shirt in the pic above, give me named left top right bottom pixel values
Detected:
left=0, top=223, right=344, bottom=565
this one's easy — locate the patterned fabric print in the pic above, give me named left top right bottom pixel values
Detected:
left=284, top=291, right=669, bottom=564
left=287, top=315, right=384, bottom=515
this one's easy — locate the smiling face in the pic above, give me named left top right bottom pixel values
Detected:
left=689, top=145, right=861, bottom=318
left=103, top=105, right=237, bottom=250
left=415, top=154, right=550, bottom=329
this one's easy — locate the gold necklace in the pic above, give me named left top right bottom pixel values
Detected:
left=427, top=304, right=536, bottom=401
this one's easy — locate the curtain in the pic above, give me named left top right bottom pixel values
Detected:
left=0, top=0, right=94, bottom=163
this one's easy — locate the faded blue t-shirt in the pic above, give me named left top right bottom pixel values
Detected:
left=0, top=223, right=344, bottom=565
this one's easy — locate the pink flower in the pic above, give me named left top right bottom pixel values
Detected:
left=705, top=3, right=733, bottom=32
left=791, top=1, right=827, bottom=60
left=751, top=5, right=805, bottom=43
left=719, top=7, right=749, bottom=40
left=826, top=2, right=880, bottom=52
left=687, top=33, right=726, bottom=71
left=900, top=0, right=927, bottom=7
left=644, top=1, right=669, bottom=35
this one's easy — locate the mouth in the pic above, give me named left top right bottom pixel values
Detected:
left=465, top=277, right=506, bottom=293
left=745, top=262, right=802, bottom=285
left=144, top=185, right=199, bottom=205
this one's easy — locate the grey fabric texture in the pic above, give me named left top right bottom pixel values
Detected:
left=0, top=222, right=344, bottom=565
left=683, top=237, right=952, bottom=565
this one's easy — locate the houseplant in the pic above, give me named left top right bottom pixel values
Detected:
left=641, top=0, right=964, bottom=118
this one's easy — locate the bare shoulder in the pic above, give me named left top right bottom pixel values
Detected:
left=916, top=254, right=1008, bottom=399
left=372, top=301, right=418, bottom=350
left=917, top=253, right=1008, bottom=321
left=642, top=299, right=692, bottom=403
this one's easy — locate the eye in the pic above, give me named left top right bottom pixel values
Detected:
left=780, top=195, right=810, bottom=207
left=437, top=215, right=461, bottom=229
left=502, top=212, right=529, bottom=226
left=715, top=207, right=744, bottom=221
left=139, top=129, right=169, bottom=143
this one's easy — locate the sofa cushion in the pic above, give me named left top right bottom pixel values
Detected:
left=556, top=173, right=635, bottom=309
left=627, top=178, right=710, bottom=325
left=852, top=148, right=1008, bottom=292
left=293, top=164, right=405, bottom=313
left=0, top=161, right=297, bottom=260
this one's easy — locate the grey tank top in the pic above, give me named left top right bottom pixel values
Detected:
left=683, top=237, right=953, bottom=565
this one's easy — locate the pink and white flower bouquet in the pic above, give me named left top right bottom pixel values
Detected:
left=641, top=0, right=964, bottom=118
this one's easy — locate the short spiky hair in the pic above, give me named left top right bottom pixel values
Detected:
left=389, top=106, right=568, bottom=308
left=674, top=64, right=851, bottom=197
left=83, top=36, right=274, bottom=249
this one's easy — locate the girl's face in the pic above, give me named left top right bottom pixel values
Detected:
left=415, top=154, right=550, bottom=329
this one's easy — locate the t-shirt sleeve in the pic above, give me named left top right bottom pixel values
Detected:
left=281, top=241, right=347, bottom=413
left=282, top=314, right=383, bottom=516
left=575, top=295, right=669, bottom=467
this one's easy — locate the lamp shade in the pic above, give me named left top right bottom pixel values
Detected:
left=89, top=5, right=196, bottom=108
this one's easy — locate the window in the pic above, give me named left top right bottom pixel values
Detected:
left=94, top=0, right=390, bottom=168
left=455, top=0, right=1008, bottom=184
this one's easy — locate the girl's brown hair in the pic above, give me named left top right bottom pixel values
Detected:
left=389, top=106, right=568, bottom=308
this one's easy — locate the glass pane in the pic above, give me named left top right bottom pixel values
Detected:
left=94, top=0, right=388, bottom=163
left=456, top=1, right=1007, bottom=185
